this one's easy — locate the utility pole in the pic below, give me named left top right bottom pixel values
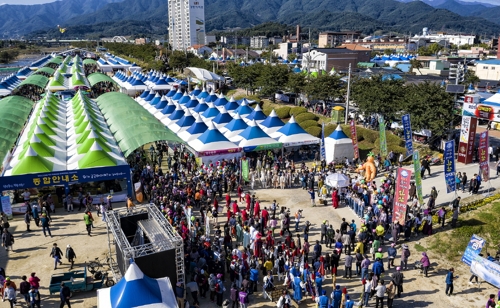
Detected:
left=345, top=63, right=352, bottom=125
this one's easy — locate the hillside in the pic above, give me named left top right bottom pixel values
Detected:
left=0, top=0, right=122, bottom=38
left=13, top=0, right=500, bottom=38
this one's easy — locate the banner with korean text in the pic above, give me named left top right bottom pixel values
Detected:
left=402, top=114, right=413, bottom=157
left=392, top=167, right=412, bottom=225
left=478, top=131, right=489, bottom=182
left=379, top=117, right=387, bottom=156
left=350, top=120, right=359, bottom=159
left=412, top=151, right=424, bottom=206
left=241, top=159, right=249, bottom=182
left=444, top=140, right=456, bottom=193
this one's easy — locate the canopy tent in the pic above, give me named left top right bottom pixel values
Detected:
left=168, top=108, right=196, bottom=133
left=220, top=113, right=248, bottom=137
left=83, top=59, right=97, bottom=66
left=188, top=122, right=240, bottom=157
left=192, top=98, right=208, bottom=114
left=213, top=94, right=229, bottom=108
left=17, top=74, right=50, bottom=91
left=46, top=72, right=67, bottom=92
left=324, top=125, right=354, bottom=163
left=33, top=67, right=55, bottom=77
left=271, top=115, right=320, bottom=147
left=201, top=102, right=220, bottom=121
left=155, top=100, right=176, bottom=120
left=245, top=104, right=267, bottom=123
left=184, top=67, right=224, bottom=82
left=205, top=90, right=219, bottom=103
left=233, top=101, right=253, bottom=117
left=211, top=106, right=233, bottom=129
left=97, top=262, right=178, bottom=308
left=259, top=109, right=284, bottom=135
left=224, top=96, right=239, bottom=112
left=161, top=103, right=185, bottom=126
left=96, top=92, right=183, bottom=157
left=197, top=88, right=209, bottom=99
left=88, top=73, right=117, bottom=88
left=232, top=120, right=282, bottom=152
left=0, top=96, right=36, bottom=163
left=178, top=92, right=190, bottom=105
left=184, top=95, right=199, bottom=109
left=191, top=86, right=201, bottom=97
left=325, top=172, right=350, bottom=188
left=178, top=114, right=208, bottom=142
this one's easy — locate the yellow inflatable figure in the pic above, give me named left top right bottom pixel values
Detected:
left=356, top=155, right=377, bottom=182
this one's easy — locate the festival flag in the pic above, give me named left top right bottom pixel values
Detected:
left=350, top=120, right=359, bottom=159
left=478, top=131, right=489, bottom=182
left=320, top=123, right=326, bottom=160
left=412, top=151, right=424, bottom=206
left=444, top=140, right=456, bottom=193
left=392, top=167, right=412, bottom=225
left=379, top=117, right=387, bottom=156
left=402, top=114, right=413, bottom=157
left=241, top=159, right=249, bottom=182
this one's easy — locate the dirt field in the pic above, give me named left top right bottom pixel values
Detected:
left=2, top=183, right=498, bottom=308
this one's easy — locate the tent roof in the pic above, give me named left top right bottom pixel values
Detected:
left=78, top=142, right=117, bottom=169
left=0, top=96, right=35, bottom=162
left=96, top=92, right=183, bottom=157
left=223, top=114, right=248, bottom=132
left=259, top=110, right=284, bottom=128
left=88, top=73, right=117, bottom=87
left=11, top=146, right=54, bottom=175
left=83, top=59, right=97, bottom=65
left=276, top=115, right=308, bottom=136
left=18, top=74, right=49, bottom=89
left=328, top=125, right=349, bottom=140
left=33, top=67, right=55, bottom=76
left=185, top=67, right=224, bottom=81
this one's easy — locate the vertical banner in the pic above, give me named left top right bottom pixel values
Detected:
left=457, top=115, right=477, bottom=164
left=379, top=117, right=387, bottom=156
left=0, top=196, right=12, bottom=219
left=320, top=123, right=326, bottom=160
left=241, top=159, right=249, bottom=182
left=444, top=140, right=456, bottom=193
left=392, top=167, right=412, bottom=225
left=461, top=234, right=485, bottom=266
left=350, top=120, right=359, bottom=159
left=402, top=114, right=413, bottom=157
left=478, top=131, right=489, bottom=182
left=412, top=151, right=424, bottom=206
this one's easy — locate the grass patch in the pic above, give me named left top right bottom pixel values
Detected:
left=414, top=243, right=427, bottom=252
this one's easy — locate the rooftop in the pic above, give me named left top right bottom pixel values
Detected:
left=477, top=59, right=500, bottom=65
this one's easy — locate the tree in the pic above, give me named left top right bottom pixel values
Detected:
left=402, top=82, right=454, bottom=138
left=409, top=59, right=423, bottom=75
left=464, top=69, right=480, bottom=85
left=168, top=50, right=189, bottom=71
left=256, top=64, right=290, bottom=101
left=304, top=74, right=343, bottom=103
left=286, top=72, right=306, bottom=95
left=350, top=75, right=405, bottom=120
left=287, top=53, right=298, bottom=62
left=227, top=62, right=260, bottom=95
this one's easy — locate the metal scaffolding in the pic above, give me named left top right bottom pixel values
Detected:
left=105, top=204, right=185, bottom=285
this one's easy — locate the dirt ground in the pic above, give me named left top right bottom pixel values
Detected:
left=3, top=183, right=498, bottom=308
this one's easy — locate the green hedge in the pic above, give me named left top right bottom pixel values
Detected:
left=275, top=107, right=291, bottom=119
left=295, top=112, right=318, bottom=123
left=324, top=124, right=336, bottom=137
left=263, top=108, right=273, bottom=116
left=289, top=107, right=307, bottom=117
left=299, top=120, right=320, bottom=130
left=305, top=126, right=322, bottom=138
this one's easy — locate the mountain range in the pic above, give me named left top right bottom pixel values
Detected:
left=0, top=0, right=499, bottom=39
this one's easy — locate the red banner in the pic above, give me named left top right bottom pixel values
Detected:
left=478, top=131, right=489, bottom=182
left=458, top=116, right=477, bottom=164
left=350, top=120, right=359, bottom=159
left=392, top=168, right=412, bottom=225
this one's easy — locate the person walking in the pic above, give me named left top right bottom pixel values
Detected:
left=420, top=252, right=430, bottom=277
left=175, top=282, right=185, bottom=308
left=386, top=279, right=396, bottom=308
left=3, top=281, right=16, bottom=308
left=391, top=267, right=404, bottom=298
left=40, top=214, right=52, bottom=237
left=308, top=188, right=316, bottom=207
left=400, top=244, right=410, bottom=270
left=445, top=268, right=458, bottom=296
left=84, top=211, right=93, bottom=236
left=50, top=243, right=63, bottom=270
left=65, top=245, right=76, bottom=270
left=24, top=210, right=31, bottom=232
left=186, top=278, right=200, bottom=307
left=59, top=282, right=71, bottom=308
left=19, top=275, right=30, bottom=305
left=29, top=286, right=41, bottom=308
left=375, top=280, right=386, bottom=308
left=2, top=229, right=14, bottom=251
left=28, top=273, right=40, bottom=290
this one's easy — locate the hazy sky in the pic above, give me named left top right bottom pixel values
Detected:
left=1, top=0, right=499, bottom=4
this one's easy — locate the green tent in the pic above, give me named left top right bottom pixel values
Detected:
left=18, top=75, right=49, bottom=90
left=19, top=135, right=55, bottom=158
left=96, top=92, right=183, bottom=157
left=88, top=73, right=117, bottom=87
left=78, top=142, right=116, bottom=169
left=11, top=146, right=54, bottom=175
left=0, top=96, right=35, bottom=162
left=83, top=59, right=97, bottom=65
left=46, top=57, right=63, bottom=65
left=33, top=67, right=55, bottom=76
left=77, top=131, right=111, bottom=154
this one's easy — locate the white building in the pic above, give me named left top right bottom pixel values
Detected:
left=474, top=59, right=500, bottom=80
left=250, top=36, right=269, bottom=49
left=168, top=0, right=206, bottom=51
left=411, top=28, right=476, bottom=48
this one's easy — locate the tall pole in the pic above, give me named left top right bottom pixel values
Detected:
left=345, top=63, right=352, bottom=125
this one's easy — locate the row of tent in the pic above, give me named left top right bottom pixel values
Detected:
left=98, top=53, right=141, bottom=73
left=135, top=88, right=320, bottom=156
left=112, top=70, right=187, bottom=93
left=3, top=90, right=127, bottom=176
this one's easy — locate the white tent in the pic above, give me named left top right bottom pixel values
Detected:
left=324, top=125, right=354, bottom=163
left=325, top=172, right=350, bottom=188
left=271, top=115, right=320, bottom=147
left=97, top=262, right=178, bottom=308
left=188, top=122, right=240, bottom=158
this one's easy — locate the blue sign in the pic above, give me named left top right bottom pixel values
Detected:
left=461, top=234, right=485, bottom=266
left=0, top=165, right=132, bottom=196
left=471, top=254, right=500, bottom=288
left=444, top=140, right=456, bottom=193
left=402, top=114, right=413, bottom=157
left=320, top=123, right=326, bottom=160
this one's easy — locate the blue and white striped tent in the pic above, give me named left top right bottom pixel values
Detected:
left=271, top=115, right=319, bottom=146
left=178, top=114, right=208, bottom=142
left=259, top=109, right=284, bottom=135
left=97, top=262, right=178, bottom=308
